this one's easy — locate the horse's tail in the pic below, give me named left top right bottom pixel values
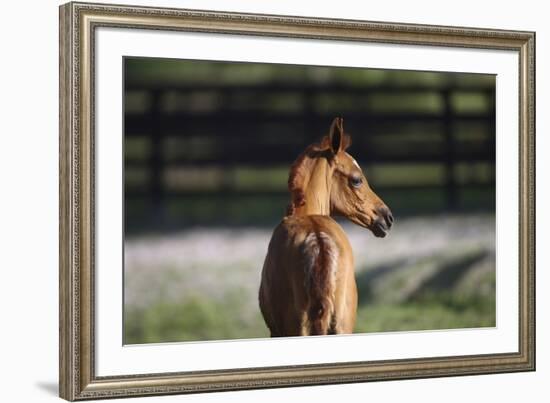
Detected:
left=302, top=231, right=339, bottom=335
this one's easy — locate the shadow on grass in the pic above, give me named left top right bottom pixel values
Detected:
left=355, top=258, right=410, bottom=304
left=353, top=249, right=496, bottom=333
left=356, top=249, right=490, bottom=305
left=414, top=249, right=490, bottom=295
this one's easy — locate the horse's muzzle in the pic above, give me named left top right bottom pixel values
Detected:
left=372, top=205, right=393, bottom=238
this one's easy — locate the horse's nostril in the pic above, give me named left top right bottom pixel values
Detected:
left=377, top=206, right=393, bottom=228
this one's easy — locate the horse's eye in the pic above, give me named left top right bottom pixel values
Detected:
left=350, top=176, right=363, bottom=188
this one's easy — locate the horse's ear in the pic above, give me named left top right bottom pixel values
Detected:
left=328, top=117, right=351, bottom=154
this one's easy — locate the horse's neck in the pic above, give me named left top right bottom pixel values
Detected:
left=295, top=158, right=332, bottom=216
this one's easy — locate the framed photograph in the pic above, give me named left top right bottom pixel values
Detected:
left=59, top=2, right=535, bottom=400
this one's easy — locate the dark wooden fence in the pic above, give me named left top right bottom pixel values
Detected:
left=124, top=82, right=495, bottom=228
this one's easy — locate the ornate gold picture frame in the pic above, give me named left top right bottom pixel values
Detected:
left=59, top=2, right=535, bottom=400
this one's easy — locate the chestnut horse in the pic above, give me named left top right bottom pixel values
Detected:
left=259, top=118, right=393, bottom=337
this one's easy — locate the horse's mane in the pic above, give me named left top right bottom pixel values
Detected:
left=286, top=133, right=351, bottom=216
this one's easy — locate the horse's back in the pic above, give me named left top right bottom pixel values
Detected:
left=259, top=215, right=354, bottom=336
left=263, top=215, right=351, bottom=278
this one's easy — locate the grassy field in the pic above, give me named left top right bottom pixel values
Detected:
left=125, top=294, right=495, bottom=344
left=124, top=214, right=495, bottom=344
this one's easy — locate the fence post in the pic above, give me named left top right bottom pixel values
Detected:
left=303, top=87, right=315, bottom=141
left=443, top=89, right=457, bottom=211
left=149, top=90, right=164, bottom=221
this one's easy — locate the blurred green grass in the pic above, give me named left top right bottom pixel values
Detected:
left=124, top=291, right=495, bottom=344
left=354, top=294, right=495, bottom=334
left=125, top=290, right=269, bottom=343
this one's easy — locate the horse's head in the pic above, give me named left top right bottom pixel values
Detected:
left=326, top=118, right=393, bottom=237
left=287, top=117, right=393, bottom=237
